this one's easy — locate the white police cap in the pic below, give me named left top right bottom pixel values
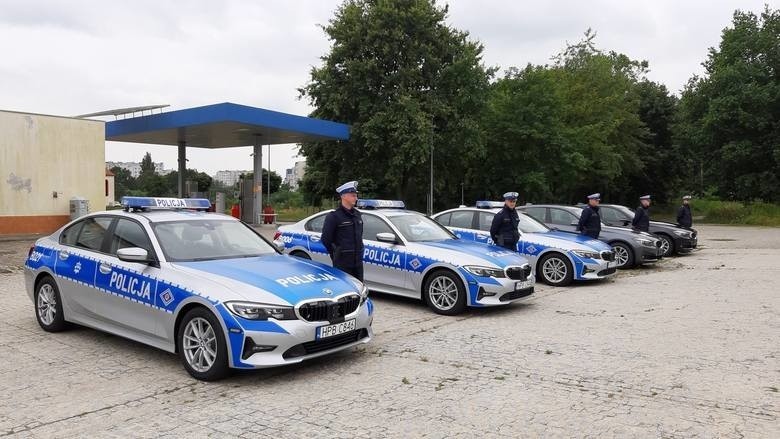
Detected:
left=336, top=181, right=358, bottom=195
left=587, top=193, right=601, bottom=200
left=503, top=191, right=519, bottom=200
left=639, top=194, right=651, bottom=200
left=682, top=195, right=692, bottom=200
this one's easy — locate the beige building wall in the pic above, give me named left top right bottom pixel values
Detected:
left=1, top=110, right=105, bottom=235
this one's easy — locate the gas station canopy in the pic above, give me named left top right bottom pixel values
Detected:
left=103, top=102, right=350, bottom=224
left=105, top=102, right=350, bottom=147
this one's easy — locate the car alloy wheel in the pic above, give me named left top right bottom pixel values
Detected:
left=429, top=276, right=458, bottom=311
left=37, top=283, right=57, bottom=326
left=182, top=317, right=218, bottom=373
left=542, top=257, right=567, bottom=283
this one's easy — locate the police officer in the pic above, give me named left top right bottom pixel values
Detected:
left=577, top=193, right=602, bottom=239
left=321, top=181, right=364, bottom=281
left=632, top=195, right=651, bottom=232
left=677, top=195, right=693, bottom=228
left=490, top=192, right=520, bottom=250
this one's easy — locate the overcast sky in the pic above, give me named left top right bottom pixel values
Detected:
left=0, top=0, right=769, bottom=177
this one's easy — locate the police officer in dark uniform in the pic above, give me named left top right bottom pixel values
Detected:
left=677, top=195, right=693, bottom=228
left=577, top=193, right=602, bottom=239
left=490, top=192, right=520, bottom=250
left=632, top=195, right=651, bottom=232
left=321, top=181, right=364, bottom=281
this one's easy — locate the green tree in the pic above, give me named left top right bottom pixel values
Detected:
left=240, top=169, right=282, bottom=194
left=299, top=0, right=493, bottom=211
left=676, top=6, right=780, bottom=202
left=110, top=166, right=136, bottom=199
left=165, top=169, right=214, bottom=195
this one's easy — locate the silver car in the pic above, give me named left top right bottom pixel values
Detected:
left=24, top=197, right=373, bottom=381
left=275, top=200, right=535, bottom=315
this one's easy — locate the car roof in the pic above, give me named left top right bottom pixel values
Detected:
left=82, top=209, right=237, bottom=223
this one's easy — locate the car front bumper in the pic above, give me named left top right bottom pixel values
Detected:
left=470, top=275, right=536, bottom=306
left=576, top=258, right=617, bottom=280
left=231, top=299, right=374, bottom=368
left=639, top=244, right=664, bottom=263
left=675, top=236, right=698, bottom=253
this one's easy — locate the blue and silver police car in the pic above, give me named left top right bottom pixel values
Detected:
left=24, top=197, right=373, bottom=381
left=275, top=200, right=535, bottom=316
left=433, top=202, right=617, bottom=286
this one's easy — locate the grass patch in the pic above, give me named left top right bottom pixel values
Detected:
left=653, top=198, right=780, bottom=227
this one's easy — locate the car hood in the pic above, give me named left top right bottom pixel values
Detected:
left=532, top=231, right=613, bottom=252
left=172, top=254, right=361, bottom=306
left=412, top=239, right=530, bottom=267
left=601, top=225, right=659, bottom=240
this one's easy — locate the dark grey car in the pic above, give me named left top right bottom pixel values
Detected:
left=518, top=205, right=664, bottom=269
left=595, top=204, right=698, bottom=257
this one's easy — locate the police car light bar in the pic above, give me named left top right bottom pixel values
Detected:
left=356, top=199, right=406, bottom=209
left=121, top=197, right=211, bottom=211
left=475, top=201, right=504, bottom=209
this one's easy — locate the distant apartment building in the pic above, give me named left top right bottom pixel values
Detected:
left=284, top=160, right=306, bottom=190
left=106, top=161, right=169, bottom=177
left=213, top=170, right=250, bottom=187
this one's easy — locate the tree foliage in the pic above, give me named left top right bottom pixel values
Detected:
left=676, top=6, right=780, bottom=202
left=299, top=0, right=493, bottom=211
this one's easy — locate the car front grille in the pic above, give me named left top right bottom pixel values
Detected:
left=282, top=329, right=369, bottom=359
left=601, top=251, right=615, bottom=262
left=499, top=288, right=534, bottom=302
left=297, top=294, right=361, bottom=323
left=505, top=265, right=532, bottom=280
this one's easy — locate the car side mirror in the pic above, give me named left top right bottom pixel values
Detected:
left=376, top=232, right=398, bottom=244
left=117, top=247, right=151, bottom=264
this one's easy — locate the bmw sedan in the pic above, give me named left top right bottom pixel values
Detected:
left=25, top=197, right=373, bottom=381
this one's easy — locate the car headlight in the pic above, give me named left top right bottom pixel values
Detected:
left=572, top=250, right=600, bottom=259
left=359, top=284, right=369, bottom=303
left=673, top=230, right=692, bottom=238
left=634, top=238, right=656, bottom=247
left=464, top=265, right=506, bottom=278
left=225, top=301, right=297, bottom=320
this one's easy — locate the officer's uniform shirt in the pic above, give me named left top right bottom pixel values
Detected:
left=321, top=205, right=364, bottom=280
left=677, top=205, right=692, bottom=228
left=490, top=206, right=520, bottom=250
left=632, top=205, right=650, bottom=232
left=577, top=205, right=602, bottom=239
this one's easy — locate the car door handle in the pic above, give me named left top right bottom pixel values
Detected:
left=310, top=236, right=321, bottom=242
left=58, top=251, right=69, bottom=260
left=99, top=263, right=112, bottom=274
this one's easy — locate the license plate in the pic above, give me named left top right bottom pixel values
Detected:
left=515, top=280, right=534, bottom=290
left=317, top=319, right=356, bottom=339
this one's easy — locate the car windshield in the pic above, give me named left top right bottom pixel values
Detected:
left=517, top=213, right=550, bottom=233
left=387, top=213, right=456, bottom=242
left=153, top=219, right=277, bottom=262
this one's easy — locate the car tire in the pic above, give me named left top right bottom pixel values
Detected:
left=423, top=269, right=466, bottom=315
left=611, top=242, right=635, bottom=269
left=177, top=307, right=230, bottom=381
left=34, top=276, right=69, bottom=332
left=657, top=234, right=675, bottom=257
left=538, top=253, right=574, bottom=286
left=290, top=250, right=311, bottom=260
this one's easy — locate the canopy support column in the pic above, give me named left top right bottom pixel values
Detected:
left=177, top=141, right=186, bottom=197
left=253, top=136, right=263, bottom=225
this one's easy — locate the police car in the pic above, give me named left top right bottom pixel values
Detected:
left=433, top=202, right=617, bottom=286
left=24, top=197, right=373, bottom=381
left=275, top=200, right=535, bottom=316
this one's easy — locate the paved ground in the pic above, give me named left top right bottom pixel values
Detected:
left=0, top=225, right=777, bottom=438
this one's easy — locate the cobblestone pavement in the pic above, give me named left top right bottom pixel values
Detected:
left=0, top=225, right=777, bottom=438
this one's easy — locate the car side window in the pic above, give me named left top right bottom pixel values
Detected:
left=305, top=214, right=326, bottom=233
left=435, top=213, right=451, bottom=226
left=477, top=212, right=494, bottom=231
left=110, top=218, right=154, bottom=256
left=599, top=207, right=621, bottom=224
left=362, top=214, right=394, bottom=241
left=74, top=217, right=113, bottom=252
left=449, top=211, right=475, bottom=229
left=60, top=221, right=84, bottom=246
left=549, top=209, right=575, bottom=226
left=523, top=207, right=546, bottom=223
